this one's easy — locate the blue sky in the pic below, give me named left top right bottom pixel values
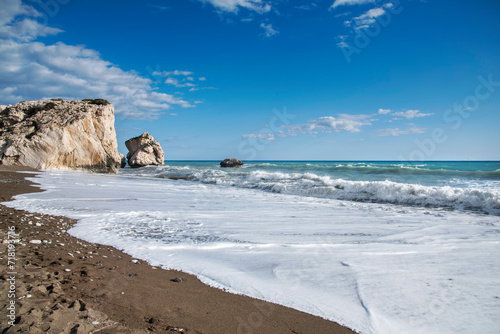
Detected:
left=1, top=0, right=499, bottom=160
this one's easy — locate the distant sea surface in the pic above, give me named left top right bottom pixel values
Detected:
left=8, top=160, right=500, bottom=333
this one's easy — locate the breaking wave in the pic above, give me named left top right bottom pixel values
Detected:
left=127, top=166, right=500, bottom=215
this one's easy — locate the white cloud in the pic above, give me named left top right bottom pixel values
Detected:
left=188, top=86, right=216, bottom=92
left=154, top=70, right=209, bottom=89
left=330, top=0, right=375, bottom=10
left=335, top=5, right=390, bottom=48
left=0, top=0, right=198, bottom=119
left=378, top=108, right=392, bottom=114
left=336, top=34, right=349, bottom=48
left=0, top=18, right=63, bottom=41
left=0, top=0, right=62, bottom=41
left=0, top=0, right=37, bottom=26
left=353, top=7, right=386, bottom=30
left=260, top=23, right=279, bottom=37
left=376, top=127, right=425, bottom=136
left=199, top=0, right=271, bottom=13
left=243, top=114, right=373, bottom=140
left=164, top=77, right=196, bottom=88
left=392, top=109, right=434, bottom=119
left=283, top=114, right=372, bottom=135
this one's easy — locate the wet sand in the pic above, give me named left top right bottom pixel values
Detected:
left=0, top=166, right=356, bottom=333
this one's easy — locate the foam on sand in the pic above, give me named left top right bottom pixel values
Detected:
left=7, top=170, right=500, bottom=334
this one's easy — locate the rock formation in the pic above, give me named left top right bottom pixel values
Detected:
left=125, top=132, right=164, bottom=168
left=220, top=158, right=244, bottom=168
left=0, top=99, right=123, bottom=173
left=120, top=153, right=126, bottom=168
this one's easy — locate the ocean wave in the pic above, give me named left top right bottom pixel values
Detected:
left=130, top=167, right=500, bottom=215
left=327, top=164, right=500, bottom=179
left=235, top=171, right=500, bottom=214
left=242, top=163, right=279, bottom=168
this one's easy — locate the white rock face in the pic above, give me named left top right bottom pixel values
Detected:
left=0, top=99, right=122, bottom=173
left=125, top=132, right=164, bottom=168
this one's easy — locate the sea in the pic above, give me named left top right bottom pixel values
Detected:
left=7, top=161, right=500, bottom=334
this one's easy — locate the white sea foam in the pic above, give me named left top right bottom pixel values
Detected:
left=131, top=167, right=500, bottom=214
left=6, top=170, right=500, bottom=334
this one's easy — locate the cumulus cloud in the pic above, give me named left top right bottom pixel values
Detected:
left=260, top=23, right=279, bottom=37
left=392, top=109, right=434, bottom=119
left=0, top=0, right=198, bottom=119
left=199, top=0, right=271, bottom=13
left=330, top=0, right=375, bottom=10
left=378, top=108, right=392, bottom=114
left=376, top=127, right=425, bottom=136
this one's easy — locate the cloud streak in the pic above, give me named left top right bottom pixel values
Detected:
left=199, top=0, right=271, bottom=13
left=376, top=127, right=425, bottom=136
left=330, top=0, right=375, bottom=10
left=392, top=109, right=434, bottom=119
left=243, top=114, right=373, bottom=140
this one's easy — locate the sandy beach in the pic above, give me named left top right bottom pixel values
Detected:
left=0, top=166, right=355, bottom=333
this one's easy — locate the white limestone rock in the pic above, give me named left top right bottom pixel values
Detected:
left=125, top=132, right=164, bottom=168
left=0, top=99, right=122, bottom=173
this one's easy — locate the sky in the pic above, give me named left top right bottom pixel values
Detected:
left=1, top=0, right=499, bottom=160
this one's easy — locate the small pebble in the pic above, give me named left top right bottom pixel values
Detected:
left=171, top=277, right=183, bottom=283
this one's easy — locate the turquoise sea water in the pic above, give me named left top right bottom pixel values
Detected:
left=121, top=161, right=500, bottom=214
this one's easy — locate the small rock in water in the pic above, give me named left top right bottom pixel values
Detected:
left=220, top=158, right=244, bottom=168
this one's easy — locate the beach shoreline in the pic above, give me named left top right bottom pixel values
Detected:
left=0, top=166, right=356, bottom=333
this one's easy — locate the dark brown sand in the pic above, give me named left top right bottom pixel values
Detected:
left=0, top=166, right=356, bottom=333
